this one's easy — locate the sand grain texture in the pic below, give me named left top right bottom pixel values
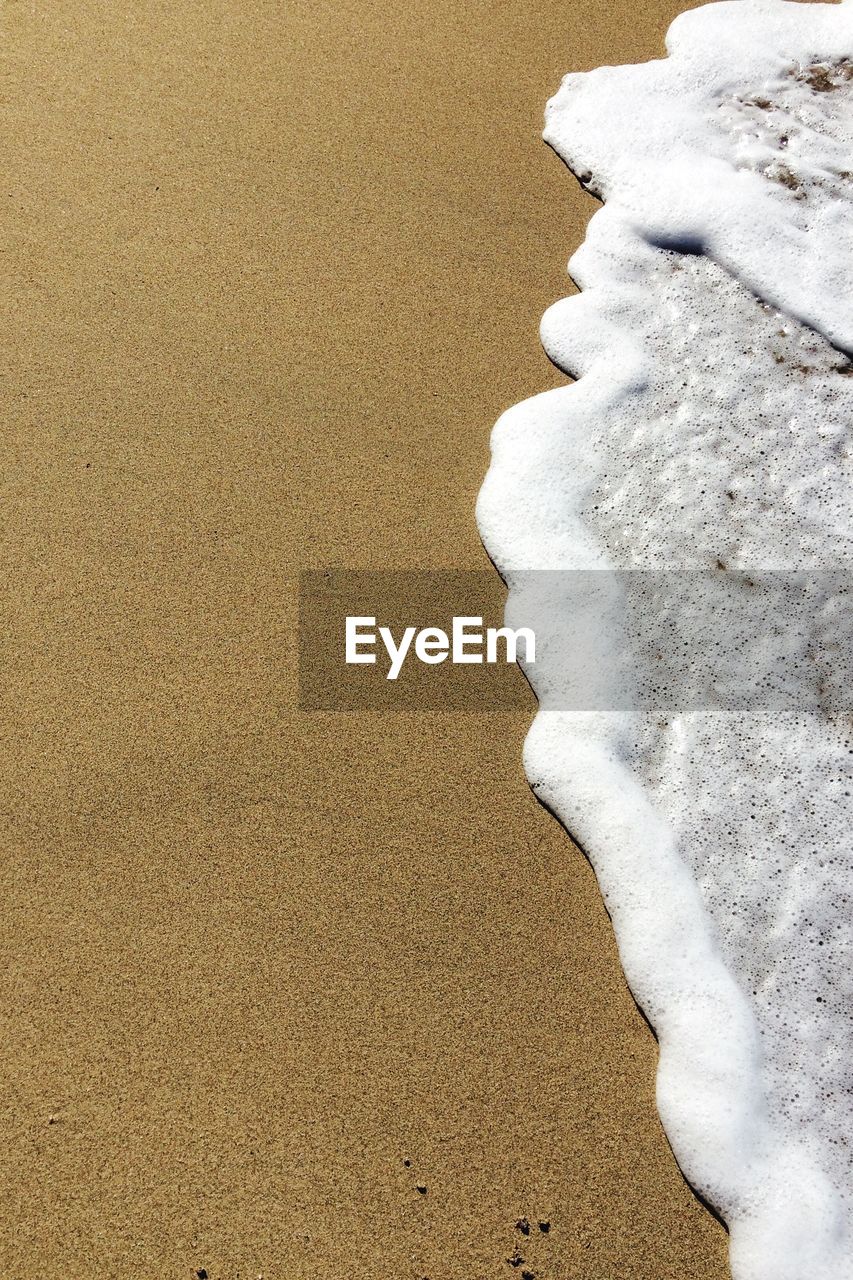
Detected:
left=2, top=0, right=732, bottom=1276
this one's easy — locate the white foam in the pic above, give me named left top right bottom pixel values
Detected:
left=477, top=4, right=853, bottom=1276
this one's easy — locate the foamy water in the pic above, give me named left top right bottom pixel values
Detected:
left=477, top=4, right=853, bottom=1276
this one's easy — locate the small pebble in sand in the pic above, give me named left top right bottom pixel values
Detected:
left=521, top=1271, right=535, bottom=1280
left=196, top=1271, right=208, bottom=1279
left=403, top=1158, right=411, bottom=1167
left=515, top=1217, right=530, bottom=1236
left=538, top=1220, right=550, bottom=1233
left=415, top=1183, right=427, bottom=1195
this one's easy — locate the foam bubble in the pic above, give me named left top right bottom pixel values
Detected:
left=477, top=4, right=853, bottom=1275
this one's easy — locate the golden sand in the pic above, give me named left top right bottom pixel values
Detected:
left=1, top=0, right=739, bottom=1275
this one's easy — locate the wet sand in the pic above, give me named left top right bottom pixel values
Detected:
left=2, top=0, right=732, bottom=1276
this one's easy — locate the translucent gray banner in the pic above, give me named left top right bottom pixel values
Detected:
left=299, top=569, right=853, bottom=712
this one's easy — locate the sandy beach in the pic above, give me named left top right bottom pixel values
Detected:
left=1, top=0, right=732, bottom=1276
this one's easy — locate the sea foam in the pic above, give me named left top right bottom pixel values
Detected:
left=477, top=3, right=853, bottom=1277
